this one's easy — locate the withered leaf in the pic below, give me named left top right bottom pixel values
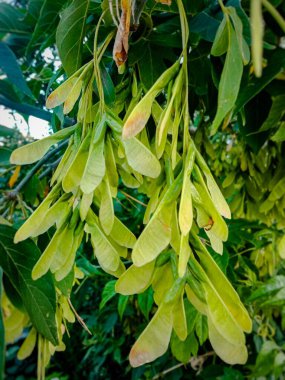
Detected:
left=113, top=0, right=131, bottom=67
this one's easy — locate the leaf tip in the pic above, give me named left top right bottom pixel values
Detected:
left=13, top=231, right=22, bottom=244
left=46, top=93, right=55, bottom=109
left=123, top=114, right=146, bottom=139
left=10, top=150, right=20, bottom=165
left=129, top=347, right=149, bottom=368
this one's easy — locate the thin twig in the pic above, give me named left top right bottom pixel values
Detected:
left=152, top=351, right=214, bottom=379
left=38, top=156, right=62, bottom=180
left=67, top=298, right=92, bottom=335
left=120, top=190, right=147, bottom=207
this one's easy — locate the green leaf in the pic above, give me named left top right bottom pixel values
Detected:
left=137, top=43, right=167, bottom=89
left=10, top=124, right=77, bottom=165
left=235, top=49, right=285, bottom=113
left=254, top=341, right=279, bottom=377
left=100, top=61, right=115, bottom=105
left=211, top=16, right=228, bottom=57
left=0, top=268, right=5, bottom=380
left=0, top=42, right=34, bottom=99
left=0, top=148, right=12, bottom=166
left=118, top=295, right=129, bottom=320
left=56, top=0, right=90, bottom=75
left=190, top=11, right=220, bottom=42
left=137, top=288, right=154, bottom=320
left=271, top=122, right=285, bottom=142
left=0, top=226, right=58, bottom=346
left=210, top=22, right=243, bottom=134
left=99, top=280, right=117, bottom=309
left=54, top=268, right=74, bottom=296
left=228, top=7, right=250, bottom=65
left=0, top=4, right=30, bottom=35
left=248, top=275, right=285, bottom=302
left=195, top=314, right=208, bottom=345
left=171, top=330, right=198, bottom=363
left=269, top=177, right=285, bottom=201
left=0, top=125, right=16, bottom=137
left=27, top=0, right=66, bottom=53
left=129, top=302, right=173, bottom=367
left=259, top=95, right=285, bottom=132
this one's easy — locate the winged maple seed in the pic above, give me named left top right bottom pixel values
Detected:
left=113, top=0, right=131, bottom=66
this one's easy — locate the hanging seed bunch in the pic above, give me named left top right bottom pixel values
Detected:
left=10, top=0, right=251, bottom=368
left=196, top=125, right=285, bottom=230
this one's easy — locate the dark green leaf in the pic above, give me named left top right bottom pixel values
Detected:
left=56, top=0, right=90, bottom=75
left=27, top=0, right=66, bottom=53
left=100, top=62, right=115, bottom=105
left=0, top=148, right=12, bottom=166
left=271, top=122, right=285, bottom=142
left=190, top=12, right=220, bottom=42
left=0, top=42, right=34, bottom=98
left=138, top=44, right=167, bottom=89
left=0, top=125, right=16, bottom=137
left=0, top=268, right=4, bottom=380
left=117, top=295, right=129, bottom=320
left=259, top=95, right=285, bottom=132
left=0, top=4, right=30, bottom=35
left=171, top=330, right=198, bottom=363
left=195, top=314, right=208, bottom=345
left=99, top=280, right=117, bottom=309
left=210, top=22, right=243, bottom=134
left=235, top=49, right=285, bottom=113
left=248, top=276, right=285, bottom=302
left=0, top=225, right=58, bottom=346
left=3, top=274, right=24, bottom=311
left=54, top=268, right=74, bottom=296
left=137, top=287, right=154, bottom=320
left=254, top=341, right=279, bottom=376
